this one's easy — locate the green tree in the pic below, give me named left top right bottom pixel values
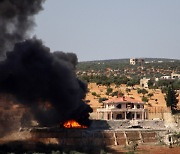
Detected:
left=165, top=86, right=179, bottom=114
left=161, top=86, right=168, bottom=93
left=106, top=87, right=113, bottom=95
left=141, top=88, right=148, bottom=97
left=118, top=91, right=124, bottom=97
left=148, top=79, right=156, bottom=89
left=127, top=78, right=139, bottom=88
left=147, top=93, right=154, bottom=99
left=91, top=92, right=97, bottom=96
left=142, top=96, right=149, bottom=102
left=126, top=88, right=131, bottom=96
left=99, top=97, right=108, bottom=103
left=111, top=91, right=119, bottom=97
left=127, top=80, right=136, bottom=88
left=173, top=80, right=180, bottom=90
left=137, top=88, right=142, bottom=94
left=157, top=79, right=173, bottom=88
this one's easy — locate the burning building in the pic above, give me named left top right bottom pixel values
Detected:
left=0, top=1, right=170, bottom=153
left=97, top=96, right=148, bottom=120
left=0, top=38, right=93, bottom=129
left=0, top=0, right=92, bottom=137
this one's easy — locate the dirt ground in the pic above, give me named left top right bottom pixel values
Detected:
left=136, top=144, right=180, bottom=154
left=107, top=144, right=180, bottom=154
left=86, top=83, right=180, bottom=110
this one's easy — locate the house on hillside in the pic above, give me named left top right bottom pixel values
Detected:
left=130, top=58, right=144, bottom=65
left=97, top=96, right=148, bottom=120
left=160, top=76, right=171, bottom=79
left=140, top=77, right=150, bottom=88
left=171, top=72, right=180, bottom=79
left=159, top=73, right=180, bottom=80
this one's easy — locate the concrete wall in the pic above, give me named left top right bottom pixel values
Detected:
left=29, top=120, right=167, bottom=147
left=90, top=120, right=165, bottom=130
left=30, top=128, right=166, bottom=147
left=148, top=112, right=164, bottom=120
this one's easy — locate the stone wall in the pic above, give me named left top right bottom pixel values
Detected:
left=28, top=120, right=168, bottom=147
left=30, top=128, right=166, bottom=147
left=90, top=120, right=165, bottom=129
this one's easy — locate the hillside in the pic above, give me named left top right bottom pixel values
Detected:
left=86, top=83, right=180, bottom=119
left=77, top=58, right=180, bottom=72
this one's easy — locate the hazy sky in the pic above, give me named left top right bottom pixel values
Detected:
left=33, top=0, right=180, bottom=61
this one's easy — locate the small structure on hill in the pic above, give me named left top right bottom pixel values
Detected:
left=140, top=77, right=150, bottom=88
left=159, top=72, right=180, bottom=80
left=171, top=72, right=180, bottom=79
left=160, top=76, right=171, bottom=79
left=97, top=96, right=148, bottom=120
left=130, top=58, right=144, bottom=65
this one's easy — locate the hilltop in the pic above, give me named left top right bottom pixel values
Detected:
left=76, top=58, right=180, bottom=119
left=77, top=58, right=180, bottom=72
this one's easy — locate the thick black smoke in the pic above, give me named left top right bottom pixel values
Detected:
left=0, top=38, right=93, bottom=127
left=53, top=51, right=78, bottom=69
left=0, top=0, right=45, bottom=57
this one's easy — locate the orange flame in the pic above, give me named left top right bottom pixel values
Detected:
left=63, top=120, right=87, bottom=128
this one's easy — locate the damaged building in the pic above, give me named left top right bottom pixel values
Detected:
left=97, top=96, right=148, bottom=120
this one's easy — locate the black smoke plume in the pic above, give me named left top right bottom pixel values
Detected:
left=0, top=38, right=93, bottom=127
left=0, top=0, right=45, bottom=57
left=53, top=51, right=78, bottom=69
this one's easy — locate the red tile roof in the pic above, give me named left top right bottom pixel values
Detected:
left=103, top=96, right=144, bottom=104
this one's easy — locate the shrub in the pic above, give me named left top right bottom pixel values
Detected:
left=106, top=87, right=113, bottom=95
left=147, top=93, right=154, bottom=99
left=99, top=97, right=108, bottom=103
left=91, top=92, right=97, bottom=96
left=96, top=94, right=100, bottom=97
left=142, top=96, right=149, bottom=102
left=137, top=88, right=141, bottom=94
left=111, top=91, right=119, bottom=97
left=141, top=88, right=148, bottom=96
left=161, top=87, right=168, bottom=93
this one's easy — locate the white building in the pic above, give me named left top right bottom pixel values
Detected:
left=130, top=58, right=144, bottom=65
left=171, top=73, right=180, bottom=79
left=140, top=77, right=150, bottom=88
left=159, top=73, right=180, bottom=80
left=97, top=96, right=148, bottom=120
left=160, top=76, right=171, bottom=80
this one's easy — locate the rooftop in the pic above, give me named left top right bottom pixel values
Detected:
left=103, top=96, right=144, bottom=104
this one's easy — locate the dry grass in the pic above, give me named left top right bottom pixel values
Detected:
left=86, top=83, right=180, bottom=111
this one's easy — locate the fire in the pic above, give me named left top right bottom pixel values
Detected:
left=63, top=120, right=87, bottom=128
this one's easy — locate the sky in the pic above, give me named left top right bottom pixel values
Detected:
left=32, top=0, right=180, bottom=61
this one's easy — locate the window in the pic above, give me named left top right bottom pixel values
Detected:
left=108, top=114, right=110, bottom=120
left=116, top=114, right=122, bottom=119
left=117, top=104, right=122, bottom=109
left=137, top=114, right=140, bottom=119
left=127, top=103, right=131, bottom=109
left=132, top=114, right=134, bottom=118
left=131, top=104, right=134, bottom=108
left=137, top=104, right=140, bottom=109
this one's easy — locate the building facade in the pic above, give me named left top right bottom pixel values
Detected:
left=130, top=58, right=144, bottom=65
left=159, top=73, right=180, bottom=80
left=171, top=73, right=180, bottom=79
left=140, top=77, right=150, bottom=88
left=97, top=96, right=148, bottom=120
